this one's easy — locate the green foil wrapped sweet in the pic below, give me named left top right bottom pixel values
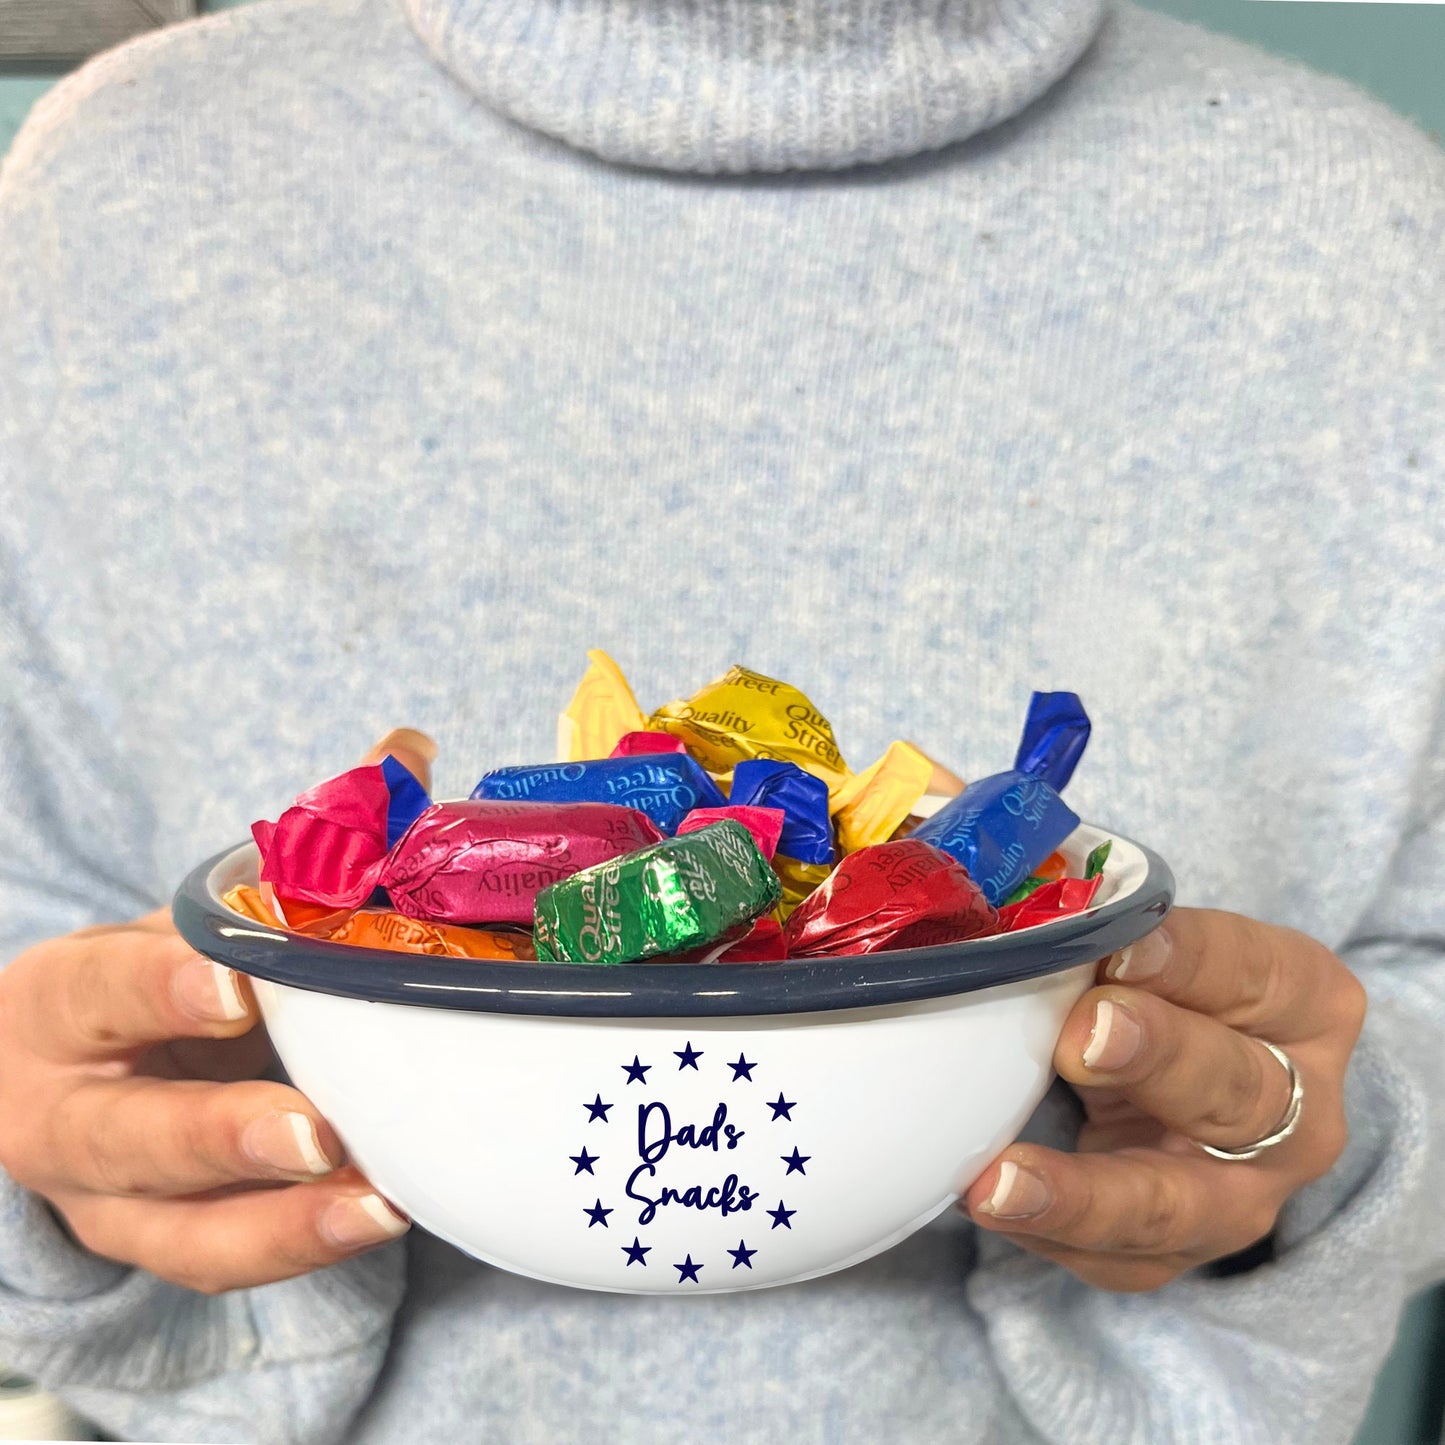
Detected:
left=1085, top=840, right=1113, bottom=880
left=533, top=820, right=782, bottom=965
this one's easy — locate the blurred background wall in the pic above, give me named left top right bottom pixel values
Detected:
left=0, top=0, right=1442, bottom=1442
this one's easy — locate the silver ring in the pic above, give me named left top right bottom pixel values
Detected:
left=1193, top=1041, right=1304, bottom=1162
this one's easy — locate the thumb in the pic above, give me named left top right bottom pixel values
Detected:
left=360, top=727, right=438, bottom=792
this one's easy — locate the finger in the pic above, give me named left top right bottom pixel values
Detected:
left=12, top=926, right=258, bottom=1065
left=1098, top=909, right=1364, bottom=1045
left=39, top=1077, right=343, bottom=1197
left=963, top=1144, right=1277, bottom=1259
left=360, top=728, right=437, bottom=792
left=978, top=1230, right=1191, bottom=1293
left=59, top=1168, right=410, bottom=1294
left=1055, top=987, right=1297, bottom=1153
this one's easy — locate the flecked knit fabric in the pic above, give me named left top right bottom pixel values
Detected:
left=0, top=0, right=1442, bottom=1440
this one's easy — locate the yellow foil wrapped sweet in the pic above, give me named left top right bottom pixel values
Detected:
left=222, top=884, right=283, bottom=926
left=557, top=648, right=646, bottom=761
left=649, top=665, right=851, bottom=793
left=770, top=854, right=833, bottom=924
left=831, top=740, right=933, bottom=854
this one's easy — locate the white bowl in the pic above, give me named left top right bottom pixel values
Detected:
left=174, top=818, right=1171, bottom=1295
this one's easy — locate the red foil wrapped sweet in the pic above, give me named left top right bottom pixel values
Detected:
left=781, top=839, right=1000, bottom=957
left=381, top=799, right=664, bottom=926
left=716, top=915, right=787, bottom=962
left=997, top=875, right=1102, bottom=932
left=676, top=805, right=786, bottom=861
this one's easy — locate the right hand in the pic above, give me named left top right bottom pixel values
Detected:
left=0, top=729, right=436, bottom=1295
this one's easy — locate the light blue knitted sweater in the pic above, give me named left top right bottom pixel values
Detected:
left=0, top=0, right=1442, bottom=1439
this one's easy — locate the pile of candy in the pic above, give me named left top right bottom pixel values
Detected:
left=225, top=654, right=1112, bottom=966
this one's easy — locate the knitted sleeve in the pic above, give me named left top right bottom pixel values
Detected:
left=0, top=68, right=406, bottom=1445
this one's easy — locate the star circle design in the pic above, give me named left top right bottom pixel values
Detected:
left=766, top=1093, right=795, bottom=1122
left=674, top=1254, right=703, bottom=1283
left=781, top=1147, right=810, bottom=1176
left=767, top=1201, right=796, bottom=1230
left=622, top=1056, right=651, bottom=1085
left=674, top=1041, right=703, bottom=1070
left=584, top=1094, right=612, bottom=1122
left=727, top=1054, right=756, bottom=1082
left=569, top=1147, right=599, bottom=1175
left=726, top=1240, right=757, bottom=1270
left=583, top=1200, right=613, bottom=1228
left=622, top=1237, right=651, bottom=1266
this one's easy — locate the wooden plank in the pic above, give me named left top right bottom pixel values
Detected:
left=0, top=0, right=195, bottom=59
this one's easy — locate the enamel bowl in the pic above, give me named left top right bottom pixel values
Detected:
left=172, top=810, right=1172, bottom=1296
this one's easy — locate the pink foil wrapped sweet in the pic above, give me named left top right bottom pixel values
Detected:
left=379, top=799, right=664, bottom=925
left=675, top=805, right=786, bottom=861
left=253, top=763, right=397, bottom=910
left=609, top=731, right=689, bottom=758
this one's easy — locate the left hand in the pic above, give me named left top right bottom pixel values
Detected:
left=961, top=909, right=1366, bottom=1291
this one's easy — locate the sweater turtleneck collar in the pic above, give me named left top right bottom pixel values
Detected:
left=400, top=0, right=1105, bottom=174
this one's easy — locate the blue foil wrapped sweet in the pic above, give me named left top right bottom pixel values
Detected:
left=381, top=754, right=433, bottom=848
left=1013, top=691, right=1091, bottom=792
left=728, top=759, right=836, bottom=865
left=471, top=754, right=725, bottom=835
left=908, top=771, right=1079, bottom=906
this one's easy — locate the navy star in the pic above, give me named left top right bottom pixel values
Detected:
left=781, top=1147, right=810, bottom=1176
left=767, top=1201, right=796, bottom=1230
left=767, top=1093, right=795, bottom=1121
left=674, top=1041, right=703, bottom=1070
left=584, top=1094, right=613, bottom=1122
left=583, top=1199, right=613, bottom=1228
left=726, top=1240, right=757, bottom=1270
left=727, top=1054, right=756, bottom=1082
left=674, top=1254, right=703, bottom=1283
left=622, top=1056, right=651, bottom=1085
left=569, top=1147, right=599, bottom=1175
left=621, top=1237, right=651, bottom=1267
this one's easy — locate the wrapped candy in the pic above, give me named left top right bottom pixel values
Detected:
left=326, top=910, right=538, bottom=960
left=829, top=740, right=932, bottom=855
left=252, top=756, right=431, bottom=911
left=715, top=915, right=787, bottom=962
left=908, top=771, right=1079, bottom=907
left=556, top=649, right=647, bottom=761
left=648, top=665, right=851, bottom=793
left=381, top=799, right=663, bottom=926
left=781, top=840, right=999, bottom=957
left=997, top=876, right=1102, bottom=932
left=610, top=731, right=688, bottom=758
left=770, top=854, right=833, bottom=923
left=1014, top=691, right=1091, bottom=791
left=729, top=759, right=835, bottom=865
left=676, top=804, right=786, bottom=861
left=1085, top=839, right=1113, bottom=879
left=222, top=884, right=283, bottom=926
left=534, top=820, right=782, bottom=965
left=472, top=755, right=724, bottom=835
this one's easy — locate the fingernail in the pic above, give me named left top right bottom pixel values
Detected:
left=320, top=1194, right=410, bottom=1250
left=173, top=959, right=249, bottom=1022
left=1106, top=928, right=1172, bottom=983
left=1082, top=998, right=1144, bottom=1072
left=976, top=1161, right=1051, bottom=1219
left=242, top=1112, right=334, bottom=1177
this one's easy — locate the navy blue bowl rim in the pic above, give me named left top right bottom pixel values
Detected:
left=172, top=829, right=1175, bottom=1018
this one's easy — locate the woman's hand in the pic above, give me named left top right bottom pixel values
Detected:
left=962, top=909, right=1367, bottom=1291
left=0, top=728, right=435, bottom=1295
